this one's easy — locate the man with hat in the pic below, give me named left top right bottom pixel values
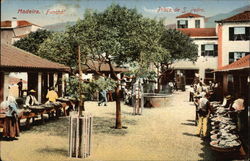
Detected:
left=196, top=92, right=211, bottom=138
left=25, top=89, right=39, bottom=106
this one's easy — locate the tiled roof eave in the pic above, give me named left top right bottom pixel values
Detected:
left=0, top=65, right=70, bottom=72
left=215, top=20, right=250, bottom=23
left=191, top=36, right=218, bottom=38
left=216, top=66, right=250, bottom=72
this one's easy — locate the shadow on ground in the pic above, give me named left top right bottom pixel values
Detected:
left=22, top=117, right=69, bottom=137
left=186, top=120, right=196, bottom=123
left=181, top=122, right=196, bottom=126
left=198, top=139, right=217, bottom=161
left=93, top=116, right=137, bottom=136
left=182, top=132, right=197, bottom=137
left=21, top=116, right=137, bottom=137
left=36, top=147, right=68, bottom=157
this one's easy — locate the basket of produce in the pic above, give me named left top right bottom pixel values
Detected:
left=210, top=139, right=241, bottom=152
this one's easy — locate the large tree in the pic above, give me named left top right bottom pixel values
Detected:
left=35, top=5, right=162, bottom=129
left=65, top=5, right=165, bottom=129
left=153, top=29, right=198, bottom=87
left=13, top=29, right=52, bottom=55
left=36, top=5, right=197, bottom=129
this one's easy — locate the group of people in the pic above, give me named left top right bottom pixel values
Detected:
left=188, top=78, right=214, bottom=138
left=190, top=78, right=245, bottom=139
left=0, top=87, right=59, bottom=140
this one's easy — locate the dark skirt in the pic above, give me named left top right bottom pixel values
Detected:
left=3, top=117, right=20, bottom=138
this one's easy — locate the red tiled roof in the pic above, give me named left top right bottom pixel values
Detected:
left=1, top=21, right=11, bottom=27
left=1, top=20, right=40, bottom=28
left=177, top=28, right=217, bottom=37
left=217, top=55, right=250, bottom=71
left=216, top=11, right=250, bottom=23
left=0, top=43, right=70, bottom=72
left=176, top=13, right=204, bottom=18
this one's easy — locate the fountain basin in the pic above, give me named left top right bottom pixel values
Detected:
left=143, top=93, right=169, bottom=108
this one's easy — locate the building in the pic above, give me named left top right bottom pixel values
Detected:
left=82, top=60, right=129, bottom=80
left=174, top=13, right=218, bottom=84
left=215, top=55, right=249, bottom=154
left=0, top=43, right=70, bottom=103
left=176, top=13, right=205, bottom=29
left=0, top=20, right=42, bottom=44
left=215, top=11, right=250, bottom=68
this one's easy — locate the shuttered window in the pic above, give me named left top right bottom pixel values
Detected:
left=229, top=27, right=250, bottom=41
left=229, top=52, right=250, bottom=64
left=195, top=20, right=200, bottom=28
left=177, top=20, right=188, bottom=28
left=201, top=44, right=218, bottom=57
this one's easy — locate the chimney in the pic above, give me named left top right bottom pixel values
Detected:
left=12, top=17, right=17, bottom=28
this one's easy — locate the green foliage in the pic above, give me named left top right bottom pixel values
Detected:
left=13, top=29, right=52, bottom=54
left=66, top=76, right=116, bottom=100
left=94, top=77, right=117, bottom=91
left=66, top=76, right=96, bottom=100
left=66, top=4, right=164, bottom=70
left=37, top=32, right=77, bottom=68
left=159, top=29, right=198, bottom=65
left=125, top=62, right=157, bottom=81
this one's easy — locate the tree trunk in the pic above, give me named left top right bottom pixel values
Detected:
left=115, top=86, right=122, bottom=129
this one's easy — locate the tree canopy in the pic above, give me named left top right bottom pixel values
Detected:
left=30, top=4, right=198, bottom=128
left=37, top=32, right=77, bottom=68
left=13, top=29, right=52, bottom=55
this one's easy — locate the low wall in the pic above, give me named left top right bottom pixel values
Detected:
left=143, top=93, right=169, bottom=108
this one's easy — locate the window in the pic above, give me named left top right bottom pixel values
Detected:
left=177, top=20, right=188, bottom=28
left=229, top=52, right=250, bottom=64
left=234, top=27, right=245, bottom=34
left=201, top=44, right=218, bottom=57
left=229, top=27, right=250, bottom=41
left=195, top=20, right=200, bottom=28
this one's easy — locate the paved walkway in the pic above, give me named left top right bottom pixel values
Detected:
left=1, top=90, right=216, bottom=161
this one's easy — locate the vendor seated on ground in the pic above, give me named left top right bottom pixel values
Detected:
left=46, top=87, right=58, bottom=104
left=25, top=89, right=39, bottom=107
left=0, top=96, right=21, bottom=140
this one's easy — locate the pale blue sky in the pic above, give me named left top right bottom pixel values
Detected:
left=1, top=0, right=249, bottom=26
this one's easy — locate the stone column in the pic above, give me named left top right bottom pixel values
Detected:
left=3, top=72, right=10, bottom=100
left=62, top=73, right=69, bottom=97
left=199, top=68, right=205, bottom=82
left=38, top=72, right=42, bottom=103
left=54, top=73, right=58, bottom=91
left=222, top=73, right=228, bottom=96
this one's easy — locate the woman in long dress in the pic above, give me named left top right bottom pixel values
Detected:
left=0, top=96, right=20, bottom=140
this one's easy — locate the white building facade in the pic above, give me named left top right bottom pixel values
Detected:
left=173, top=13, right=218, bottom=84
left=176, top=13, right=205, bottom=29
left=1, top=20, right=43, bottom=44
left=216, top=11, right=250, bottom=68
left=173, top=37, right=218, bottom=83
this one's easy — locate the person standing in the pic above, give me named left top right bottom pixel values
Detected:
left=133, top=79, right=142, bottom=115
left=98, top=89, right=107, bottom=106
left=17, top=79, right=23, bottom=97
left=196, top=93, right=211, bottom=138
left=196, top=82, right=203, bottom=94
left=0, top=96, right=20, bottom=140
left=189, top=85, right=194, bottom=102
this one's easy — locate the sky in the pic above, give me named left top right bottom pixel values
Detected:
left=1, top=0, right=249, bottom=26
